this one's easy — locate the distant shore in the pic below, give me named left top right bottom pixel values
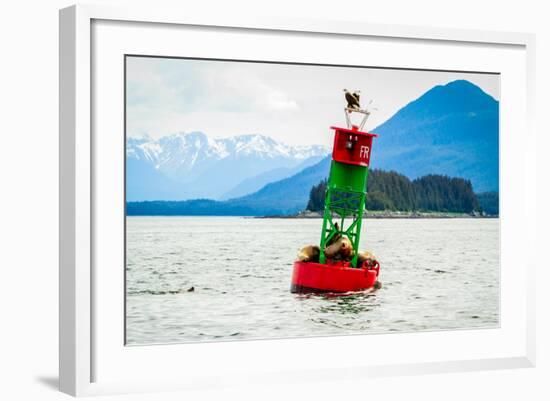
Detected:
left=257, top=210, right=499, bottom=219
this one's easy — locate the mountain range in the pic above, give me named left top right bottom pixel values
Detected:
left=373, top=79, right=498, bottom=192
left=127, top=133, right=328, bottom=201
left=127, top=79, right=499, bottom=215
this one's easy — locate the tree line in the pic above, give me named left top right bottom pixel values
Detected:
left=306, top=169, right=496, bottom=214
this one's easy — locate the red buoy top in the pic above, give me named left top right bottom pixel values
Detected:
left=330, top=126, right=378, bottom=168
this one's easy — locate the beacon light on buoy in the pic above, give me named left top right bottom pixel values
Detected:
left=291, top=91, right=380, bottom=294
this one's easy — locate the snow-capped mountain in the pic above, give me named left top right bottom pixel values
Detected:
left=126, top=132, right=329, bottom=201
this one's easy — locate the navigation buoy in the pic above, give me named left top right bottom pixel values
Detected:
left=291, top=95, right=380, bottom=294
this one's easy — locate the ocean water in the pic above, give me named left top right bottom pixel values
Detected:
left=125, top=217, right=499, bottom=345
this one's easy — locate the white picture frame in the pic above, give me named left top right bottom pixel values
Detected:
left=59, top=4, right=536, bottom=397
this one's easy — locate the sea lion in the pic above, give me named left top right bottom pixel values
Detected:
left=357, top=250, right=378, bottom=267
left=323, top=223, right=354, bottom=260
left=324, top=235, right=353, bottom=260
left=358, top=251, right=382, bottom=290
left=297, top=245, right=320, bottom=263
left=297, top=224, right=369, bottom=263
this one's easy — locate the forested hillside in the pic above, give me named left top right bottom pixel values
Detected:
left=306, top=170, right=486, bottom=214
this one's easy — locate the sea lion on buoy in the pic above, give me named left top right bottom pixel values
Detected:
left=358, top=251, right=382, bottom=290
left=324, top=235, right=353, bottom=260
left=297, top=245, right=320, bottom=262
left=357, top=250, right=378, bottom=267
left=323, top=223, right=353, bottom=260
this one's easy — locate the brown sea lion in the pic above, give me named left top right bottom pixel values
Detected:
left=297, top=224, right=369, bottom=263
left=323, top=223, right=354, bottom=260
left=324, top=235, right=353, bottom=260
left=357, top=250, right=378, bottom=267
left=297, top=245, right=320, bottom=263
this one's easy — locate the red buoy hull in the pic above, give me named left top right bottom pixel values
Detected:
left=290, top=261, right=379, bottom=294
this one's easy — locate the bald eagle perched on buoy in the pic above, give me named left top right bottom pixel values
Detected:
left=344, top=89, right=361, bottom=110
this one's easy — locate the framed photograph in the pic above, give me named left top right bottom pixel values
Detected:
left=59, top=4, right=536, bottom=396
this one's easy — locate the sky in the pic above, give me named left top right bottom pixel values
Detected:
left=126, top=56, right=500, bottom=148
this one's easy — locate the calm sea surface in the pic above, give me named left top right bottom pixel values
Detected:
left=126, top=217, right=499, bottom=345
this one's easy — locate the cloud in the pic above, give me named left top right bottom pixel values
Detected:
left=126, top=57, right=300, bottom=116
left=263, top=88, right=300, bottom=111
left=189, top=63, right=300, bottom=113
left=125, top=56, right=500, bottom=146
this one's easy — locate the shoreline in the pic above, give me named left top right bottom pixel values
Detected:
left=256, top=211, right=499, bottom=219
left=126, top=212, right=499, bottom=219
left=125, top=211, right=499, bottom=219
